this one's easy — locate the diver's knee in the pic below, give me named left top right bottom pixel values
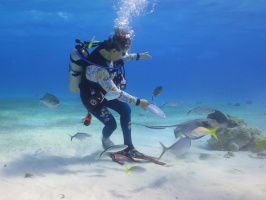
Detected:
left=108, top=120, right=117, bottom=131
left=111, top=122, right=117, bottom=131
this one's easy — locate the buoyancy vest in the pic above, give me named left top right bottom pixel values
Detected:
left=69, top=39, right=126, bottom=95
left=69, top=39, right=100, bottom=94
left=79, top=46, right=108, bottom=95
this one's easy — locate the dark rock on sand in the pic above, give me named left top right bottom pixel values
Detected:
left=257, top=151, right=266, bottom=157
left=24, top=173, right=45, bottom=178
left=208, top=115, right=263, bottom=152
left=199, top=153, right=213, bottom=160
left=224, top=151, right=235, bottom=158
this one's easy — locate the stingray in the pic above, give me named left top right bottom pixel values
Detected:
left=175, top=110, right=228, bottom=138
left=132, top=110, right=228, bottom=138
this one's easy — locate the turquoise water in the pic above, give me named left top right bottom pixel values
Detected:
left=0, top=1, right=266, bottom=199
left=1, top=97, right=265, bottom=155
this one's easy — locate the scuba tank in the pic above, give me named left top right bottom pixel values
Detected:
left=69, top=48, right=83, bottom=94
left=69, top=38, right=99, bottom=94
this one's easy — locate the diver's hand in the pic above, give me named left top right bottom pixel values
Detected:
left=138, top=99, right=149, bottom=109
left=139, top=52, right=152, bottom=60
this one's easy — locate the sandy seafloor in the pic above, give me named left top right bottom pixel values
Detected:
left=0, top=97, right=266, bottom=200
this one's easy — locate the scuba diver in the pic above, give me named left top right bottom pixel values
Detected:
left=82, top=50, right=151, bottom=126
left=70, top=27, right=151, bottom=158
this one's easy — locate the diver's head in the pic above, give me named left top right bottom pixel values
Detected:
left=101, top=28, right=131, bottom=61
left=112, top=27, right=131, bottom=53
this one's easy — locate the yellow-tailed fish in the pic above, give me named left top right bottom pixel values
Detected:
left=189, top=126, right=219, bottom=140
left=125, top=166, right=146, bottom=174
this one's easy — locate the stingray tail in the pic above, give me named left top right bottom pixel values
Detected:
left=158, top=142, right=168, bottom=160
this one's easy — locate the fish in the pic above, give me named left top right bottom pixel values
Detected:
left=174, top=118, right=221, bottom=139
left=40, top=93, right=60, bottom=108
left=185, top=126, right=219, bottom=140
left=234, top=103, right=240, bottom=107
left=152, top=86, right=163, bottom=101
left=158, top=136, right=191, bottom=160
left=132, top=110, right=228, bottom=139
left=99, top=144, right=128, bottom=158
left=104, top=90, right=121, bottom=101
left=125, top=166, right=147, bottom=174
left=146, top=104, right=166, bottom=118
left=69, top=132, right=92, bottom=141
left=161, top=100, right=183, bottom=108
left=187, top=106, right=216, bottom=115
left=174, top=110, right=228, bottom=138
left=246, top=100, right=253, bottom=105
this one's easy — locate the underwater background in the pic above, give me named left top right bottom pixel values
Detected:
left=1, top=0, right=266, bottom=102
left=1, top=2, right=266, bottom=199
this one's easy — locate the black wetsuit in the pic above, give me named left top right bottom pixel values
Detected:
left=79, top=47, right=134, bottom=149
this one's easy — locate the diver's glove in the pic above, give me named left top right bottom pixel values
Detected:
left=137, top=99, right=149, bottom=109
